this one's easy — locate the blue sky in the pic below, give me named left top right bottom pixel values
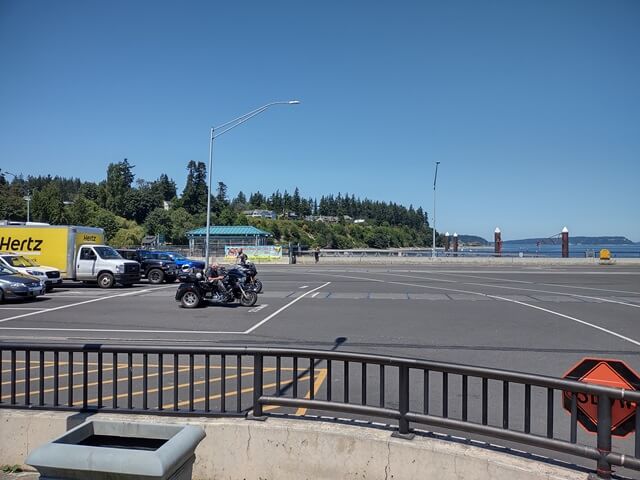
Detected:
left=1, top=1, right=638, bottom=241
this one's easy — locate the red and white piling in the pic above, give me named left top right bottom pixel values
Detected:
left=494, top=227, right=502, bottom=257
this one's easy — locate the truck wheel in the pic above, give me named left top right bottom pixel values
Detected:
left=148, top=269, right=164, bottom=284
left=0, top=289, right=4, bottom=304
left=98, top=273, right=115, bottom=289
left=180, top=291, right=201, bottom=308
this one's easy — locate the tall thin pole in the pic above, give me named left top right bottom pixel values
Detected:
left=205, top=128, right=214, bottom=266
left=203, top=101, right=299, bottom=266
left=432, top=161, right=440, bottom=258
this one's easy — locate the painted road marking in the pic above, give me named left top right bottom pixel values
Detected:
left=0, top=285, right=176, bottom=324
left=243, top=282, right=331, bottom=334
left=1, top=359, right=326, bottom=416
left=424, top=271, right=640, bottom=296
left=0, top=284, right=330, bottom=336
left=311, top=292, right=320, bottom=298
left=301, top=271, right=640, bottom=347
left=0, top=307, right=48, bottom=311
left=300, top=285, right=309, bottom=289
left=248, top=304, right=269, bottom=313
left=462, top=282, right=640, bottom=309
left=376, top=271, right=640, bottom=309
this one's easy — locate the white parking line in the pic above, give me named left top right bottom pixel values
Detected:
left=301, top=271, right=640, bottom=347
left=311, top=292, right=320, bottom=298
left=243, top=282, right=331, bottom=334
left=300, top=285, right=309, bottom=289
left=0, top=286, right=175, bottom=324
left=248, top=304, right=269, bottom=313
left=0, top=326, right=245, bottom=334
left=0, top=307, right=48, bottom=311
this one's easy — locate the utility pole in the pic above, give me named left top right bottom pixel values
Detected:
left=432, top=161, right=441, bottom=258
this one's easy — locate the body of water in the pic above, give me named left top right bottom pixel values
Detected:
left=462, top=243, right=640, bottom=259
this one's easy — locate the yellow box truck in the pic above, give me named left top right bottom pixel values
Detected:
left=0, top=225, right=141, bottom=288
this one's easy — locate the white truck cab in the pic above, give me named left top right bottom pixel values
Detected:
left=76, top=245, right=140, bottom=288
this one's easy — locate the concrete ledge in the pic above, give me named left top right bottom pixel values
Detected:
left=0, top=410, right=589, bottom=480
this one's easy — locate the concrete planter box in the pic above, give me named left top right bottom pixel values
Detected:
left=26, top=420, right=205, bottom=480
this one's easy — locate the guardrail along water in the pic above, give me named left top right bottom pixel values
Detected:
left=1, top=343, right=638, bottom=479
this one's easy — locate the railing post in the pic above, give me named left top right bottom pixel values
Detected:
left=392, top=365, right=414, bottom=439
left=596, top=394, right=612, bottom=479
left=251, top=353, right=266, bottom=420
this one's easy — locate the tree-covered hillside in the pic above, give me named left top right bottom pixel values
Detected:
left=0, top=160, right=434, bottom=249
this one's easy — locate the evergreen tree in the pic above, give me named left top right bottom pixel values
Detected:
left=181, top=161, right=208, bottom=215
left=105, top=158, right=135, bottom=216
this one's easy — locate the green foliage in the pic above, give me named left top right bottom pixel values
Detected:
left=181, top=160, right=208, bottom=215
left=144, top=208, right=172, bottom=239
left=1, top=464, right=23, bottom=473
left=0, top=160, right=433, bottom=249
left=32, top=182, right=68, bottom=224
left=168, top=208, right=197, bottom=244
left=105, top=158, right=135, bottom=216
left=110, top=224, right=145, bottom=247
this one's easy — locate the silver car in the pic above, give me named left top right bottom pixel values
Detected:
left=0, top=264, right=45, bottom=302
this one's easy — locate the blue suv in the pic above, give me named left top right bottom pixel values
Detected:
left=155, top=251, right=206, bottom=271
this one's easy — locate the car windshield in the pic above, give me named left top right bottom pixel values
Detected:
left=94, top=246, right=123, bottom=260
left=3, top=255, right=37, bottom=268
left=0, top=265, right=19, bottom=276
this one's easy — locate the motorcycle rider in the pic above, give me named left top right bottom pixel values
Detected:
left=205, top=262, right=230, bottom=299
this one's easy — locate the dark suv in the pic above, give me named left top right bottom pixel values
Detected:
left=116, top=249, right=178, bottom=284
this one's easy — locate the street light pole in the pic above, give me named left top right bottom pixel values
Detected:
left=432, top=161, right=440, bottom=258
left=23, top=193, right=32, bottom=223
left=204, top=100, right=300, bottom=266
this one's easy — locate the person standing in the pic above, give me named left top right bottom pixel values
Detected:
left=236, top=248, right=248, bottom=265
left=314, top=247, right=320, bottom=264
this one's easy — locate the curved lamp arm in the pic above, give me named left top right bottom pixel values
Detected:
left=212, top=100, right=300, bottom=139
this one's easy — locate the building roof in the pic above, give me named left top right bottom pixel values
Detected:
left=187, top=226, right=272, bottom=237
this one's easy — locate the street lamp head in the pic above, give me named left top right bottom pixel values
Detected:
left=288, top=100, right=301, bottom=104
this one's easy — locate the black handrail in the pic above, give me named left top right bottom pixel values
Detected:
left=1, top=342, right=639, bottom=479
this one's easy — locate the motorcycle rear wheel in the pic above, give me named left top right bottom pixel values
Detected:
left=239, top=291, right=258, bottom=307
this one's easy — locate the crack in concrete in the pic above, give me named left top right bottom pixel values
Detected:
left=384, top=441, right=391, bottom=480
left=246, top=425, right=252, bottom=459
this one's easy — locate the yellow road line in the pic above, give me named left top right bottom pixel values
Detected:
left=295, top=368, right=328, bottom=416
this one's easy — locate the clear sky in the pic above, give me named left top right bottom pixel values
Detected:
left=1, top=1, right=638, bottom=241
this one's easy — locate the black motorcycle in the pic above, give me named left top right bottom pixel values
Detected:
left=175, top=268, right=258, bottom=308
left=238, top=261, right=262, bottom=293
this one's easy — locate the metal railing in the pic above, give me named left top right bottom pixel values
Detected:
left=1, top=343, right=639, bottom=479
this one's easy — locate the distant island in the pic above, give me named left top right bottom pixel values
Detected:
left=502, top=236, right=634, bottom=245
left=457, top=235, right=489, bottom=246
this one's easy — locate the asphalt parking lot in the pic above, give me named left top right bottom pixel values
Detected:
left=1, top=263, right=640, bottom=379
left=2, top=263, right=640, bottom=473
